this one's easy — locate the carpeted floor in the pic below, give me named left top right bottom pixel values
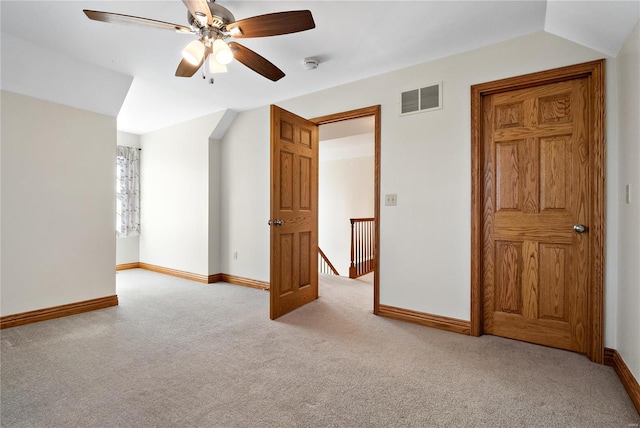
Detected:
left=1, top=269, right=638, bottom=427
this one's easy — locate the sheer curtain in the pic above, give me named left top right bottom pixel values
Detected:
left=116, top=145, right=140, bottom=237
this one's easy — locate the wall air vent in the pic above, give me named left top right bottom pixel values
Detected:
left=400, top=82, right=442, bottom=116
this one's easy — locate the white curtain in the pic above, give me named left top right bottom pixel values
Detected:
left=116, top=145, right=140, bottom=237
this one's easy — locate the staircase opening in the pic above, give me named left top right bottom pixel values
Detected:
left=318, top=116, right=375, bottom=289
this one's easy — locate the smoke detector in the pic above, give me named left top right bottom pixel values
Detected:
left=302, top=57, right=319, bottom=70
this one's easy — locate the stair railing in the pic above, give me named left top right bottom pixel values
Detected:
left=349, top=218, right=375, bottom=278
left=318, top=247, right=340, bottom=275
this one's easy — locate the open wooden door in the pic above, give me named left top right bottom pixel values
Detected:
left=269, top=105, right=319, bottom=319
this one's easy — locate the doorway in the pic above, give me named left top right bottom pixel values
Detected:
left=313, top=106, right=381, bottom=314
left=269, top=105, right=381, bottom=319
left=470, top=60, right=606, bottom=363
left=318, top=117, right=375, bottom=283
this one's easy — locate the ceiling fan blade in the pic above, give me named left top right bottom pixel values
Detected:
left=83, top=10, right=193, bottom=33
left=227, top=10, right=315, bottom=38
left=228, top=42, right=285, bottom=82
left=182, top=0, right=213, bottom=26
left=175, top=58, right=201, bottom=78
left=176, top=46, right=211, bottom=78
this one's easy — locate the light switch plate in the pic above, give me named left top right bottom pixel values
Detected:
left=626, top=184, right=631, bottom=204
left=385, top=194, right=397, bottom=206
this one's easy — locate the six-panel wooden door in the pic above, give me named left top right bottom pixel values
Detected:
left=269, top=105, right=319, bottom=320
left=482, top=78, right=591, bottom=352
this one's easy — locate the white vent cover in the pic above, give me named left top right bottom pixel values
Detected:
left=400, top=82, right=442, bottom=115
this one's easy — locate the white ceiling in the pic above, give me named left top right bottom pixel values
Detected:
left=319, top=116, right=374, bottom=141
left=1, top=1, right=638, bottom=135
left=320, top=116, right=374, bottom=161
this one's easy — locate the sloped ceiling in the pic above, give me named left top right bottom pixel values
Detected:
left=545, top=0, right=640, bottom=56
left=1, top=1, right=638, bottom=134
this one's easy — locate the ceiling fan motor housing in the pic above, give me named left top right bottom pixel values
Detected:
left=187, top=2, right=235, bottom=30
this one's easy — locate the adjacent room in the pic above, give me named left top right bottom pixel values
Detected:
left=2, top=0, right=639, bottom=425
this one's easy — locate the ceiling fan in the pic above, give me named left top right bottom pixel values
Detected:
left=83, top=0, right=315, bottom=82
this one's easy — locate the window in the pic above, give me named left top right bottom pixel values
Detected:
left=116, top=146, right=140, bottom=237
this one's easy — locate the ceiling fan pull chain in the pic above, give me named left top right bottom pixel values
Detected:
left=201, top=67, right=214, bottom=85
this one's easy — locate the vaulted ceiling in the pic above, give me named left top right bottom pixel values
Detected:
left=1, top=1, right=638, bottom=134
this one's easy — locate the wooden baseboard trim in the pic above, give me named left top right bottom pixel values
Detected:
left=138, top=262, right=210, bottom=283
left=219, top=274, right=270, bottom=290
left=116, top=262, right=140, bottom=271
left=208, top=273, right=223, bottom=283
left=605, top=347, right=640, bottom=414
left=137, top=264, right=268, bottom=290
left=378, top=304, right=471, bottom=335
left=0, top=295, right=119, bottom=330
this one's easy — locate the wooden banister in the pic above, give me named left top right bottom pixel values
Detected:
left=350, top=218, right=375, bottom=278
left=318, top=247, right=339, bottom=276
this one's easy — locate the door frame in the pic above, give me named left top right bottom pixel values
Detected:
left=469, top=60, right=606, bottom=363
left=311, top=105, right=381, bottom=314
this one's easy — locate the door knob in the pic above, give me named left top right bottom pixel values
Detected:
left=573, top=224, right=587, bottom=233
left=268, top=219, right=283, bottom=226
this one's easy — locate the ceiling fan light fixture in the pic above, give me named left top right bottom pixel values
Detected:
left=212, top=39, right=233, bottom=65
left=208, top=55, right=228, bottom=73
left=182, top=39, right=205, bottom=65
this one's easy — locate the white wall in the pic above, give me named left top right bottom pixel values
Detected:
left=116, top=131, right=141, bottom=265
left=220, top=107, right=270, bottom=281
left=139, top=111, right=226, bottom=276
left=319, top=154, right=375, bottom=276
left=209, top=138, right=222, bottom=275
left=209, top=110, right=237, bottom=275
left=1, top=91, right=117, bottom=315
left=221, top=32, right=620, bottom=337
left=615, top=20, right=640, bottom=382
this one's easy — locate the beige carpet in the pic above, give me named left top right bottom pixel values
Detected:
left=1, top=269, right=638, bottom=427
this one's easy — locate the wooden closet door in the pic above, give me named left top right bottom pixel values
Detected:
left=482, top=78, right=590, bottom=352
